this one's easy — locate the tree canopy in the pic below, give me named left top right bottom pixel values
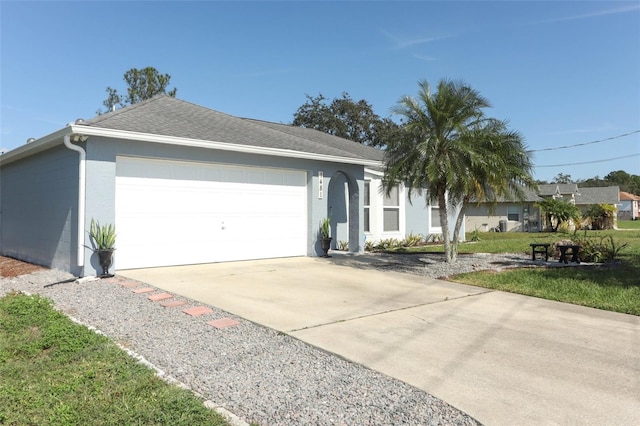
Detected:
left=551, top=173, right=573, bottom=184
left=538, top=170, right=639, bottom=194
left=383, top=79, right=535, bottom=262
left=291, top=93, right=401, bottom=148
left=98, top=67, right=177, bottom=114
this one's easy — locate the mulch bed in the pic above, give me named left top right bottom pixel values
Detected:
left=0, top=256, right=45, bottom=278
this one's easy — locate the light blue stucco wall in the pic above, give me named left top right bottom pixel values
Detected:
left=404, top=190, right=465, bottom=241
left=82, top=137, right=365, bottom=273
left=405, top=192, right=430, bottom=236
left=0, top=136, right=366, bottom=275
left=0, top=145, right=81, bottom=275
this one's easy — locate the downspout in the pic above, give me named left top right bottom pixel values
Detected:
left=63, top=133, right=86, bottom=273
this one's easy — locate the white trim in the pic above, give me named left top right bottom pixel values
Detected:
left=63, top=134, right=86, bottom=270
left=364, top=167, right=385, bottom=177
left=1, top=125, right=383, bottom=167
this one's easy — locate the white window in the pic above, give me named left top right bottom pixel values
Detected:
left=383, top=186, right=400, bottom=232
left=431, top=207, right=441, bottom=227
left=508, top=206, right=520, bottom=221
left=364, top=181, right=370, bottom=232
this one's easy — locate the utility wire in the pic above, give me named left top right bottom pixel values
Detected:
left=527, top=129, right=640, bottom=153
left=536, top=153, right=640, bottom=168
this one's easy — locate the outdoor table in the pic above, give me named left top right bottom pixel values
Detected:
left=557, top=244, right=581, bottom=264
left=529, top=243, right=551, bottom=261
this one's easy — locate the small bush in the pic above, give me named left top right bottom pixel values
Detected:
left=571, top=233, right=628, bottom=263
left=402, top=233, right=424, bottom=247
left=337, top=240, right=348, bottom=251
left=376, top=238, right=401, bottom=251
left=470, top=229, right=482, bottom=242
left=425, top=234, right=443, bottom=244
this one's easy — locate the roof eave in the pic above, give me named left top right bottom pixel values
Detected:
left=74, top=126, right=382, bottom=166
left=0, top=127, right=75, bottom=166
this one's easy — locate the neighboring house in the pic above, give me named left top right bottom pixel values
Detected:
left=465, top=187, right=542, bottom=233
left=0, top=95, right=449, bottom=276
left=619, top=191, right=640, bottom=220
left=464, top=184, right=620, bottom=232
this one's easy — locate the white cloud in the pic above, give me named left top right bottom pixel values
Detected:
left=412, top=54, right=437, bottom=62
left=380, top=30, right=452, bottom=50
left=534, top=4, right=640, bottom=24
left=545, top=124, right=617, bottom=136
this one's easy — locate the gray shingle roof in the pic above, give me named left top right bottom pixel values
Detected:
left=538, top=183, right=579, bottom=196
left=469, top=186, right=542, bottom=203
left=575, top=186, right=620, bottom=205
left=83, top=95, right=384, bottom=162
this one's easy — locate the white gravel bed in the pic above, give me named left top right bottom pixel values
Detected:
left=1, top=266, right=481, bottom=426
left=329, top=251, right=543, bottom=279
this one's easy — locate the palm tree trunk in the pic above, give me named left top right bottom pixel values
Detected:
left=438, top=189, right=453, bottom=262
left=451, top=201, right=468, bottom=263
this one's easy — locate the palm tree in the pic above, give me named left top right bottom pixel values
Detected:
left=383, top=79, right=535, bottom=262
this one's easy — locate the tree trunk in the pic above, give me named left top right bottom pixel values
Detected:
left=438, top=189, right=453, bottom=263
left=451, top=201, right=468, bottom=263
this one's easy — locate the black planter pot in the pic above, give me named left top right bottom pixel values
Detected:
left=320, top=237, right=332, bottom=257
left=96, top=249, right=115, bottom=278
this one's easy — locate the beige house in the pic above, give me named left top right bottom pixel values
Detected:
left=465, top=184, right=620, bottom=232
left=619, top=191, right=640, bottom=220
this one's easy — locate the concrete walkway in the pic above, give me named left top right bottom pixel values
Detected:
left=121, top=257, right=640, bottom=425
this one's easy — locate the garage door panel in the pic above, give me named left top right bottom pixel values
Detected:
left=115, top=157, right=307, bottom=269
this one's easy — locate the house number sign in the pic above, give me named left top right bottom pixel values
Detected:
left=318, top=171, right=324, bottom=199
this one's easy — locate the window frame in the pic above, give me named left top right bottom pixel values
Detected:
left=364, top=180, right=371, bottom=232
left=383, top=185, right=400, bottom=232
left=507, top=206, right=520, bottom=221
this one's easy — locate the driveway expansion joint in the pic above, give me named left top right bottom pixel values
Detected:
left=287, top=290, right=494, bottom=332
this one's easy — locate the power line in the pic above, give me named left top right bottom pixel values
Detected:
left=536, top=153, right=640, bottom=168
left=527, top=130, right=640, bottom=153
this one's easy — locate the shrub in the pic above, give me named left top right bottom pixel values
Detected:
left=337, top=240, right=348, bottom=251
left=373, top=238, right=401, bottom=251
left=470, top=228, right=482, bottom=242
left=571, top=233, right=628, bottom=263
left=402, top=233, right=424, bottom=247
left=583, top=204, right=617, bottom=230
left=425, top=233, right=443, bottom=244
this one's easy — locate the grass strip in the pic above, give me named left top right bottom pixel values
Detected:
left=452, top=265, right=640, bottom=316
left=0, top=292, right=230, bottom=426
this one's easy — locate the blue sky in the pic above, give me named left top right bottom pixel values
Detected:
left=1, top=0, right=639, bottom=182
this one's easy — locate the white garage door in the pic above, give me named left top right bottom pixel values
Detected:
left=115, top=157, right=307, bottom=269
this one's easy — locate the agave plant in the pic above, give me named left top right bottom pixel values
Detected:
left=320, top=217, right=331, bottom=239
left=90, top=219, right=116, bottom=250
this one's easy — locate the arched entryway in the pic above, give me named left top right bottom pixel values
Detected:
left=326, top=171, right=360, bottom=253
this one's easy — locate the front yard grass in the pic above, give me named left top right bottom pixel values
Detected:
left=0, top=292, right=230, bottom=426
left=396, top=229, right=640, bottom=316
left=453, top=266, right=640, bottom=315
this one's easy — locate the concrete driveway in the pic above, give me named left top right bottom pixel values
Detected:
left=121, top=256, right=640, bottom=425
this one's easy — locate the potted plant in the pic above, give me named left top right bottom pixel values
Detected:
left=89, top=219, right=116, bottom=278
left=320, top=217, right=332, bottom=257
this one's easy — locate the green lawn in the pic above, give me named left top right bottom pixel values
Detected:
left=396, top=229, right=640, bottom=316
left=618, top=219, right=640, bottom=230
left=453, top=266, right=640, bottom=315
left=0, top=292, right=230, bottom=426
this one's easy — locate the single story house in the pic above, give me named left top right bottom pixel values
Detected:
left=0, top=95, right=454, bottom=277
left=465, top=183, right=620, bottom=232
left=619, top=191, right=640, bottom=220
left=465, top=187, right=542, bottom=233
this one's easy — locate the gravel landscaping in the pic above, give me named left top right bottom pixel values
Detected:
left=0, top=253, right=537, bottom=426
